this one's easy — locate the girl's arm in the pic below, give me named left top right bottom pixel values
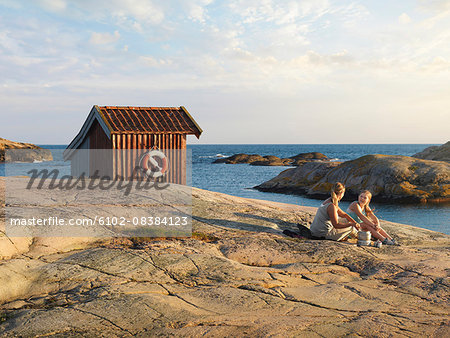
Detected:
left=366, top=207, right=380, bottom=228
left=327, top=204, right=357, bottom=229
left=351, top=203, right=377, bottom=227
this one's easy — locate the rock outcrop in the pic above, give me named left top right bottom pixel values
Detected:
left=0, top=137, right=53, bottom=162
left=250, top=156, right=294, bottom=166
left=213, top=152, right=329, bottom=166
left=256, top=154, right=450, bottom=203
left=413, top=141, right=450, bottom=162
left=213, top=153, right=266, bottom=164
left=0, top=177, right=449, bottom=337
left=290, top=152, right=329, bottom=161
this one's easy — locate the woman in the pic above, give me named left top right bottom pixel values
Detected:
left=347, top=190, right=397, bottom=245
left=310, top=182, right=359, bottom=241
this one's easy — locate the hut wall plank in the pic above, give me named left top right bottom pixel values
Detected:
left=71, top=137, right=90, bottom=177
left=181, top=134, right=186, bottom=185
left=86, top=120, right=112, bottom=178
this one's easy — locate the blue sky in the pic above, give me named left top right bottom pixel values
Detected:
left=0, top=0, right=449, bottom=144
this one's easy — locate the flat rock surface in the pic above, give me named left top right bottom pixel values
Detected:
left=0, top=178, right=449, bottom=337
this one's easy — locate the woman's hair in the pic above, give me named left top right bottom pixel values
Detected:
left=331, top=182, right=345, bottom=206
left=360, top=190, right=373, bottom=215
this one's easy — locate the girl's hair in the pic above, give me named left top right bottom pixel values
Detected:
left=331, top=182, right=345, bottom=206
left=360, top=190, right=373, bottom=215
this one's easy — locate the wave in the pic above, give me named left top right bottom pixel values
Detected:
left=199, top=154, right=228, bottom=159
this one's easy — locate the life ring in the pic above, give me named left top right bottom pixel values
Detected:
left=139, top=149, right=168, bottom=178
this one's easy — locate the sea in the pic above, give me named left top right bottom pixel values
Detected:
left=1, top=144, right=449, bottom=235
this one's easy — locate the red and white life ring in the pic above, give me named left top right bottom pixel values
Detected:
left=139, top=149, right=169, bottom=178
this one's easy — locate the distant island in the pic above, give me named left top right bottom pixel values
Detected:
left=213, top=152, right=329, bottom=166
left=0, top=137, right=52, bottom=162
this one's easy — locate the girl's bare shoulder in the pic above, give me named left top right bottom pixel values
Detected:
left=348, top=201, right=358, bottom=210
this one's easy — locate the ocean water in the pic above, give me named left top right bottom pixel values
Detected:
left=188, top=144, right=449, bottom=235
left=1, top=144, right=449, bottom=234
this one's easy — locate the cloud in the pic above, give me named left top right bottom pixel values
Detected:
left=419, top=0, right=450, bottom=12
left=0, top=0, right=22, bottom=9
left=36, top=0, right=67, bottom=12
left=89, top=31, right=120, bottom=45
left=229, top=0, right=332, bottom=25
left=5, top=55, right=45, bottom=67
left=291, top=50, right=353, bottom=67
left=398, top=13, right=412, bottom=24
left=33, top=0, right=165, bottom=28
left=185, top=0, right=214, bottom=23
left=422, top=56, right=450, bottom=72
left=139, top=56, right=173, bottom=68
left=0, top=31, right=22, bottom=54
left=108, top=0, right=164, bottom=25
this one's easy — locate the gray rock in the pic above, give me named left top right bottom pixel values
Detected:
left=289, top=152, right=329, bottom=161
left=255, top=161, right=341, bottom=193
left=0, top=137, right=53, bottom=162
left=250, top=157, right=294, bottom=166
left=213, top=153, right=265, bottom=164
left=413, top=141, right=450, bottom=162
left=214, top=152, right=328, bottom=166
left=256, top=154, right=450, bottom=203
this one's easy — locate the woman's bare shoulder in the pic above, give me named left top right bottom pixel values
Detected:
left=323, top=197, right=332, bottom=204
left=326, top=202, right=337, bottom=212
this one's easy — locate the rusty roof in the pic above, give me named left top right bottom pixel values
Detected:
left=64, top=105, right=202, bottom=159
left=97, top=106, right=202, bottom=137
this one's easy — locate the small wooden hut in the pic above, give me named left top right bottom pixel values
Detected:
left=63, top=105, right=202, bottom=184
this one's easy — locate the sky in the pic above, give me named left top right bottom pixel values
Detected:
left=0, top=0, right=449, bottom=145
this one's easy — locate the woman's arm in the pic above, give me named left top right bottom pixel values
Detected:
left=327, top=204, right=356, bottom=229
left=337, top=207, right=360, bottom=230
left=337, top=208, right=355, bottom=222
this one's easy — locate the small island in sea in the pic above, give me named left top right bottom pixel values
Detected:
left=0, top=137, right=53, bottom=163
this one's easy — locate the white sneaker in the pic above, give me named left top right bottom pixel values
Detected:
left=382, top=238, right=396, bottom=245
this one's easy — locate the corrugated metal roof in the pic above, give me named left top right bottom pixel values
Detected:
left=98, top=106, right=202, bottom=137
left=64, top=105, right=202, bottom=159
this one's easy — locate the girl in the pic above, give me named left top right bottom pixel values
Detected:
left=310, top=182, right=359, bottom=241
left=347, top=190, right=397, bottom=245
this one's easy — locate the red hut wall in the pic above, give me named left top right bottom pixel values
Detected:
left=112, top=133, right=186, bottom=184
left=87, top=120, right=113, bottom=178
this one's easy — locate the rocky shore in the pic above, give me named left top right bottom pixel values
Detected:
left=413, top=141, right=450, bottom=162
left=256, top=154, right=450, bottom=203
left=0, top=137, right=53, bottom=162
left=0, top=177, right=449, bottom=336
